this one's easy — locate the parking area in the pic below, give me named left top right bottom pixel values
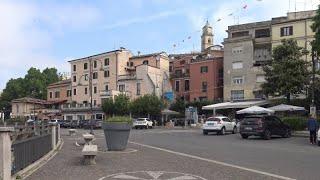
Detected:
left=27, top=128, right=319, bottom=180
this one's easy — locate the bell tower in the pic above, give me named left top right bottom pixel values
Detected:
left=201, top=20, right=214, bottom=52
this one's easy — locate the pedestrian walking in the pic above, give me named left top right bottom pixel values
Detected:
left=307, top=115, right=319, bottom=144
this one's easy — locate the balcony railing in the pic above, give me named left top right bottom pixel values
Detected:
left=118, top=74, right=137, bottom=81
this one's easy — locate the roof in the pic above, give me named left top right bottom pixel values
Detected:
left=47, top=79, right=71, bottom=88
left=268, top=104, right=306, bottom=112
left=130, top=52, right=168, bottom=59
left=202, top=100, right=268, bottom=110
left=68, top=48, right=129, bottom=62
left=236, top=106, right=274, bottom=114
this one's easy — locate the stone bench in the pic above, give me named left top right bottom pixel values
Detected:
left=82, top=144, right=97, bottom=165
left=69, top=129, right=76, bottom=136
left=83, top=134, right=95, bottom=145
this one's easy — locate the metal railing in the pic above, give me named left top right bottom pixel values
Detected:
left=11, top=133, right=52, bottom=175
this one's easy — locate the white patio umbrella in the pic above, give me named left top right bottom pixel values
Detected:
left=236, top=106, right=275, bottom=114
left=268, top=104, right=306, bottom=112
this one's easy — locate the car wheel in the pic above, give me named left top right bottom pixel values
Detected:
left=135, top=126, right=138, bottom=129
left=232, top=126, right=237, bottom=134
left=241, top=134, right=249, bottom=139
left=283, top=129, right=291, bottom=138
left=263, top=129, right=271, bottom=140
left=220, top=127, right=225, bottom=135
left=150, top=125, right=153, bottom=129
left=203, top=130, right=208, bottom=135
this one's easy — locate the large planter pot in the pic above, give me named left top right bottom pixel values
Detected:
left=102, top=122, right=131, bottom=151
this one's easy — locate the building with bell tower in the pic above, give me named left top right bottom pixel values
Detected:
left=201, top=20, right=214, bottom=52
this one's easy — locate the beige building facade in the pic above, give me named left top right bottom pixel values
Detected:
left=223, top=10, right=317, bottom=102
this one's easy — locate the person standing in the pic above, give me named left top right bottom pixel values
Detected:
left=307, top=115, right=319, bottom=144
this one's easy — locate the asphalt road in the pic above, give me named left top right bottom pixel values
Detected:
left=129, top=128, right=320, bottom=180
left=26, top=128, right=319, bottom=180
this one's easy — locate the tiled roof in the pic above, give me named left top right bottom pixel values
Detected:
left=130, top=52, right=167, bottom=59
left=48, top=79, right=71, bottom=87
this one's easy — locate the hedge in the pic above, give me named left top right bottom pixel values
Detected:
left=281, top=117, right=307, bottom=131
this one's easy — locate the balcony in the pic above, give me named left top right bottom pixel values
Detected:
left=118, top=74, right=137, bottom=81
left=100, top=90, right=130, bottom=98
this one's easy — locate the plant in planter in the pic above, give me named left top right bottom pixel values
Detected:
left=102, top=116, right=132, bottom=151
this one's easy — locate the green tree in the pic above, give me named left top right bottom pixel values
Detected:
left=169, top=98, right=186, bottom=114
left=131, top=94, right=163, bottom=117
left=113, top=94, right=130, bottom=116
left=311, top=5, right=320, bottom=53
left=262, top=39, right=309, bottom=102
left=102, top=98, right=114, bottom=116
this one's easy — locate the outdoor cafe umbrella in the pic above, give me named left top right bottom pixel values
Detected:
left=268, top=104, right=306, bottom=112
left=236, top=106, right=275, bottom=114
left=161, top=109, right=180, bottom=125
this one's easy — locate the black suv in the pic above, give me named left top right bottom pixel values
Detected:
left=240, top=115, right=291, bottom=140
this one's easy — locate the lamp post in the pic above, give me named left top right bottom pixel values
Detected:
left=306, top=40, right=317, bottom=118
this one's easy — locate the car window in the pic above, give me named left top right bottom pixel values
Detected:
left=222, top=118, right=230, bottom=122
left=207, top=117, right=221, bottom=121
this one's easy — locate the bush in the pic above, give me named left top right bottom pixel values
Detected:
left=105, top=116, right=132, bottom=124
left=281, top=117, right=307, bottom=131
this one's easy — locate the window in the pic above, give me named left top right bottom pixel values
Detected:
left=143, top=60, right=148, bottom=65
left=73, top=89, right=77, bottom=96
left=104, top=58, right=109, bottom=66
left=105, top=85, right=109, bottom=91
left=255, top=28, right=270, bottom=38
left=54, top=91, right=60, bottom=98
left=175, top=81, right=180, bottom=92
left=232, top=31, right=249, bottom=38
left=67, top=90, right=72, bottom=97
left=280, top=26, right=293, bottom=36
left=16, top=104, right=19, bottom=113
left=93, top=60, right=97, bottom=68
left=185, top=80, right=190, bottom=91
left=202, top=81, right=207, bottom=92
left=49, top=92, right=53, bottom=98
left=169, top=66, right=173, bottom=72
left=84, top=63, right=88, bottom=70
left=137, top=83, right=141, bottom=95
left=73, top=75, right=76, bottom=82
left=256, top=75, right=266, bottom=83
left=200, top=66, right=208, bottom=73
left=232, top=62, right=243, bottom=69
left=93, top=100, right=97, bottom=106
left=231, top=90, right=244, bottom=100
left=119, top=84, right=125, bottom=92
left=218, top=68, right=223, bottom=79
left=104, top=70, right=109, bottom=77
left=85, top=87, right=88, bottom=95
left=84, top=74, right=89, bottom=81
left=73, top=64, right=76, bottom=71
left=175, top=70, right=182, bottom=77
left=186, top=69, right=190, bottom=75
left=93, top=72, right=98, bottom=79
left=94, top=86, right=97, bottom=94
left=130, top=62, right=134, bottom=66
left=180, top=60, right=185, bottom=65
left=233, top=76, right=244, bottom=84
left=208, top=38, right=211, bottom=44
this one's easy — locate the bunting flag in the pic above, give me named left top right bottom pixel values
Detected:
left=243, top=4, right=248, bottom=9
left=188, top=36, right=191, bottom=39
left=217, top=18, right=222, bottom=22
left=228, top=13, right=233, bottom=16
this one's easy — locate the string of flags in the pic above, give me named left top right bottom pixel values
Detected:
left=171, top=0, right=264, bottom=50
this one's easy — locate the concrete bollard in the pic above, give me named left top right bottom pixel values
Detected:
left=0, top=127, right=14, bottom=180
left=50, top=124, right=56, bottom=150
left=57, top=124, right=61, bottom=143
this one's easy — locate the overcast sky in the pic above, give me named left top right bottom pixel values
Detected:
left=0, top=0, right=319, bottom=90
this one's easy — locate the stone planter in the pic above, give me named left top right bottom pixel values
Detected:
left=102, top=122, right=131, bottom=151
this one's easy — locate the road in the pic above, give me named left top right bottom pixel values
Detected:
left=26, top=128, right=319, bottom=180
left=129, top=128, right=320, bottom=180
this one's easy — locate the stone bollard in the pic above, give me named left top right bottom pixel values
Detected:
left=50, top=124, right=56, bottom=150
left=83, top=134, right=94, bottom=145
left=57, top=124, right=61, bottom=143
left=0, top=127, right=14, bottom=180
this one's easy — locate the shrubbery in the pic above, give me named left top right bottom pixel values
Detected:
left=281, top=117, right=307, bottom=131
left=105, top=116, right=132, bottom=124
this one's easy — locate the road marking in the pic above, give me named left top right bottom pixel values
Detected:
left=129, top=141, right=296, bottom=180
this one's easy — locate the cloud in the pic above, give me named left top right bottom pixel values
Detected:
left=0, top=0, right=101, bottom=89
left=103, top=10, right=181, bottom=30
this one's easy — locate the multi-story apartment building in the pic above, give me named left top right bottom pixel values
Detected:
left=223, top=10, right=317, bottom=102
left=169, top=21, right=224, bottom=102
left=61, top=48, right=171, bottom=121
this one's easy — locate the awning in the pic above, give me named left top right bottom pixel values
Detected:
left=202, top=100, right=268, bottom=110
left=236, top=106, right=275, bottom=114
left=268, top=104, right=306, bottom=112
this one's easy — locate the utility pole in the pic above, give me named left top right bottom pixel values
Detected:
left=311, top=49, right=317, bottom=118
left=89, top=58, right=94, bottom=135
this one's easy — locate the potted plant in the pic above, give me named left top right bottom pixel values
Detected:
left=102, top=116, right=132, bottom=151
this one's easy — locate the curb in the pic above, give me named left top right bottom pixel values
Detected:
left=12, top=139, right=64, bottom=180
left=292, top=131, right=309, bottom=138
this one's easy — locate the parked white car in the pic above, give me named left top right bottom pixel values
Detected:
left=133, top=118, right=153, bottom=129
left=202, top=116, right=237, bottom=135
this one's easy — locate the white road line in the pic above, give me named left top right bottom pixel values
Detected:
left=129, top=141, right=296, bottom=180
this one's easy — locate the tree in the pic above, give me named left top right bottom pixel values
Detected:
left=169, top=98, right=186, bottom=114
left=131, top=94, right=163, bottom=117
left=113, top=94, right=130, bottom=116
left=311, top=5, right=320, bottom=53
left=102, top=98, right=114, bottom=116
left=262, top=39, right=309, bottom=102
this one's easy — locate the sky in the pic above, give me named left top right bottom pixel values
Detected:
left=0, top=0, right=319, bottom=90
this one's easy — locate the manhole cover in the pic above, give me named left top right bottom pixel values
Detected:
left=99, top=171, right=206, bottom=180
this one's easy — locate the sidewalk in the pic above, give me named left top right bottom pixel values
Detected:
left=26, top=129, right=284, bottom=180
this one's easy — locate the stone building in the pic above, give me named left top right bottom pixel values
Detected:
left=47, top=79, right=72, bottom=103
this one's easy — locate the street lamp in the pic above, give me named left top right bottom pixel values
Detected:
left=305, top=40, right=317, bottom=118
